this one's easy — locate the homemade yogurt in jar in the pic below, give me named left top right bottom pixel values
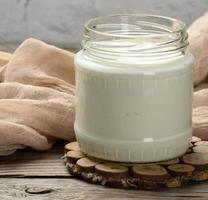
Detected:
left=74, top=14, right=194, bottom=163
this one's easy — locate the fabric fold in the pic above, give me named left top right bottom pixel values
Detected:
left=0, top=38, right=75, bottom=155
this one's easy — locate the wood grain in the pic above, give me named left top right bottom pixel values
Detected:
left=1, top=138, right=208, bottom=199
left=0, top=142, right=70, bottom=177
left=1, top=178, right=208, bottom=200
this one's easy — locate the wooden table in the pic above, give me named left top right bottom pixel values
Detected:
left=1, top=45, right=208, bottom=199
left=1, top=142, right=208, bottom=200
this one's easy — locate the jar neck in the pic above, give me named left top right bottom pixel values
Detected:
left=82, top=14, right=188, bottom=63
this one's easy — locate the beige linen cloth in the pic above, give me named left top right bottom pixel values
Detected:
left=189, top=12, right=208, bottom=140
left=0, top=38, right=75, bottom=155
left=1, top=12, right=208, bottom=155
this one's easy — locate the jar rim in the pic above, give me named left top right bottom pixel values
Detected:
left=84, top=14, right=186, bottom=38
left=82, top=14, right=188, bottom=62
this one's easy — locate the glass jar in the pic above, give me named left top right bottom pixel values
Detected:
left=74, top=14, right=194, bottom=163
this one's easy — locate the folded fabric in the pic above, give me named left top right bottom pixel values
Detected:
left=0, top=38, right=75, bottom=155
left=188, top=12, right=208, bottom=87
left=188, top=12, right=208, bottom=140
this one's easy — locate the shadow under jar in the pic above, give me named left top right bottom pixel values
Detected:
left=74, top=14, right=194, bottom=163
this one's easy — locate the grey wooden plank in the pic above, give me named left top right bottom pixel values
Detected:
left=1, top=178, right=208, bottom=200
left=0, top=142, right=71, bottom=177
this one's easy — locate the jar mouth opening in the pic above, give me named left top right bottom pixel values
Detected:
left=84, top=14, right=186, bottom=38
left=82, top=14, right=188, bottom=62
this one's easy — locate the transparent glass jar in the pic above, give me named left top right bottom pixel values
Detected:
left=74, top=14, right=194, bottom=163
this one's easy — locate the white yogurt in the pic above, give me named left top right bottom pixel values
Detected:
left=74, top=15, right=194, bottom=162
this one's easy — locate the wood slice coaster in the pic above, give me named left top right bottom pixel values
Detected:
left=64, top=136, right=208, bottom=190
left=64, top=142, right=80, bottom=153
